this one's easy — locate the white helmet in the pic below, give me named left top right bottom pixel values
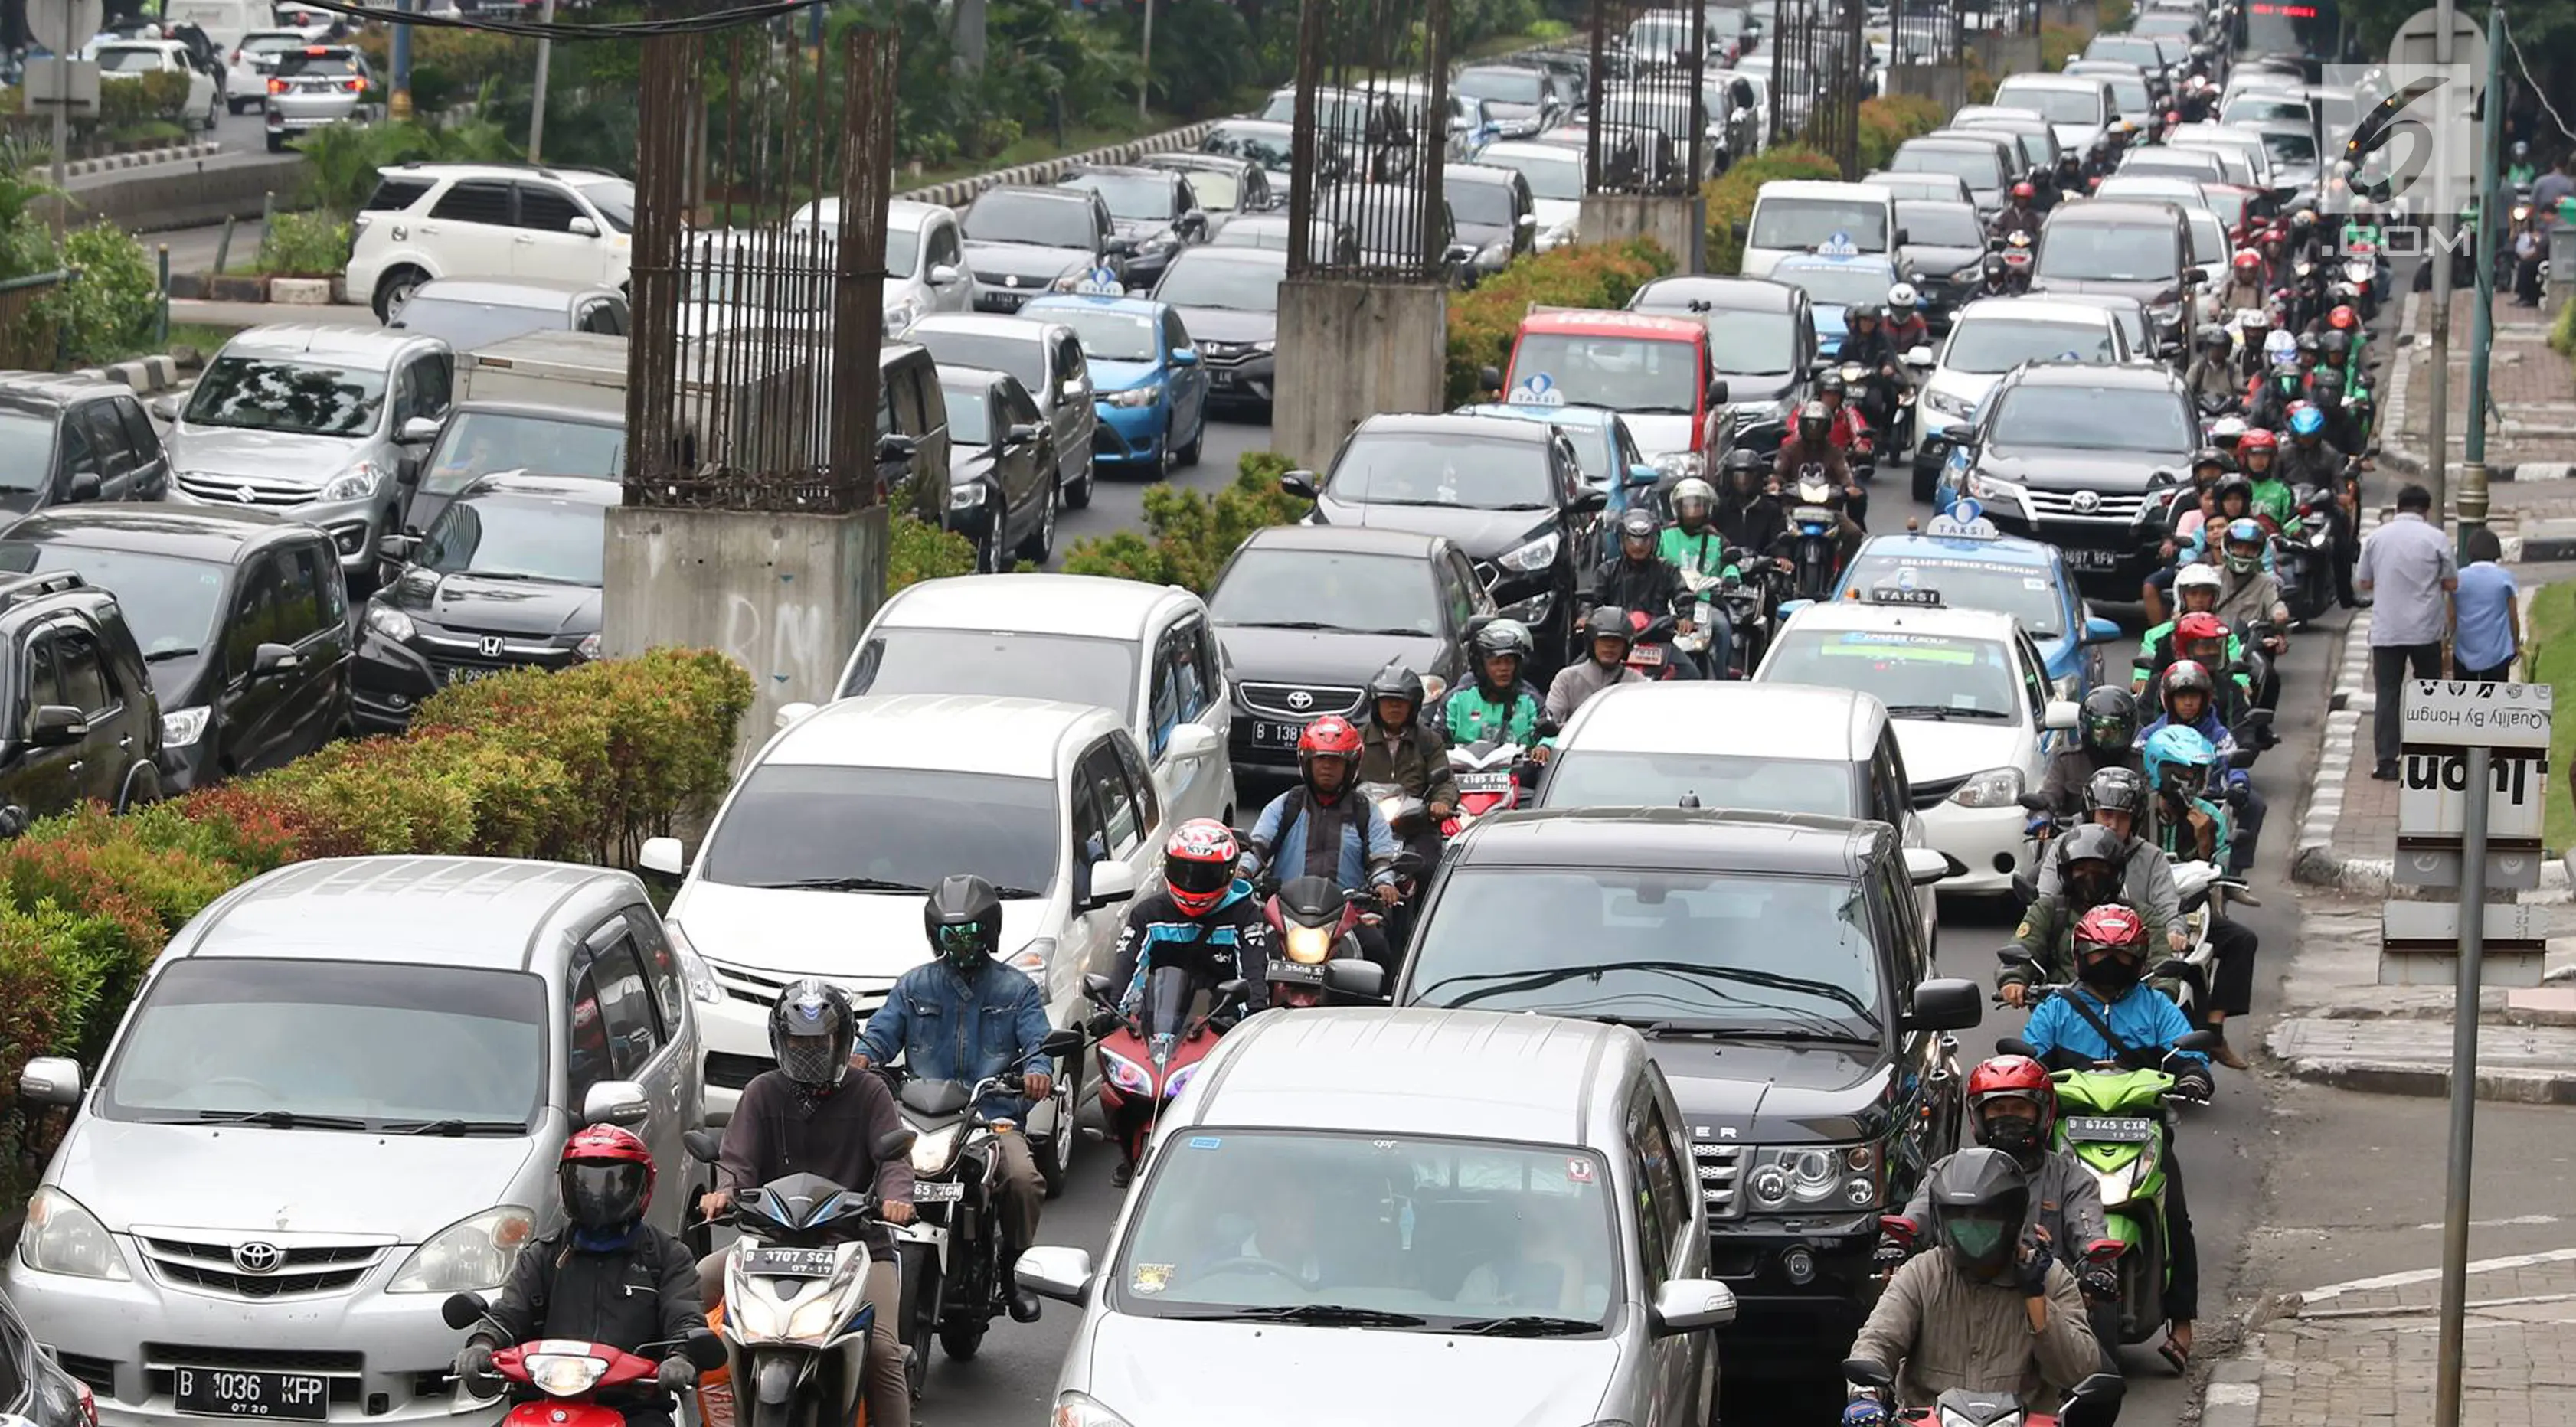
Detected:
left=2263, top=329, right=2298, bottom=363
left=1888, top=282, right=1920, bottom=310
left=1671, top=476, right=1717, bottom=514
left=2176, top=563, right=2224, bottom=594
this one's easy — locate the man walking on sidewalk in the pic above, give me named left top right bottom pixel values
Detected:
left=2356, top=484, right=2457, bottom=781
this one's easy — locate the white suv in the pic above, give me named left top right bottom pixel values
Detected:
left=346, top=162, right=636, bottom=321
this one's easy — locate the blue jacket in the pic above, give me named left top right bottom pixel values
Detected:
left=2023, top=982, right=2209, bottom=1069
left=859, top=958, right=1056, bottom=1122
left=1244, top=788, right=1400, bottom=891
left=2137, top=711, right=2254, bottom=792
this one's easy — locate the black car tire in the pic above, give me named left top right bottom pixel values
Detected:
left=372, top=266, right=428, bottom=322
left=1062, top=452, right=1094, bottom=511
left=266, top=133, right=286, bottom=152
left=1912, top=461, right=1936, bottom=503
left=975, top=518, right=1002, bottom=576
left=116, top=762, right=162, bottom=812
left=1038, top=1048, right=1079, bottom=1199
left=1018, top=476, right=1058, bottom=564
left=1176, top=409, right=1203, bottom=467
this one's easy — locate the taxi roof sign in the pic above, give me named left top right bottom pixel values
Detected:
left=1924, top=499, right=1998, bottom=538
left=1814, top=230, right=1860, bottom=259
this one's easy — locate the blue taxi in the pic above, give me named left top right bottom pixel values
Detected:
left=1828, top=502, right=2122, bottom=697
left=1023, top=291, right=1210, bottom=475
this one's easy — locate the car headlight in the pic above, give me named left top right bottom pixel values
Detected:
left=665, top=921, right=725, bottom=1004
left=1743, top=1145, right=1881, bottom=1211
left=1008, top=936, right=1055, bottom=986
left=1495, top=530, right=1561, bottom=574
left=1283, top=922, right=1335, bottom=965
left=319, top=462, right=381, bottom=503
left=884, top=299, right=920, bottom=337
left=1477, top=241, right=1512, bottom=268
left=18, top=1187, right=130, bottom=1280
left=1538, top=221, right=1577, bottom=250
left=910, top=1123, right=964, bottom=1175
left=161, top=704, right=212, bottom=749
left=1948, top=766, right=2025, bottom=808
left=1053, top=1393, right=1139, bottom=1427
left=1106, top=383, right=1165, bottom=409
left=521, top=1353, right=610, bottom=1399
left=1964, top=472, right=2025, bottom=511
left=1248, top=339, right=1275, bottom=353
left=1951, top=262, right=1983, bottom=282
left=1102, top=1049, right=1152, bottom=1096
left=364, top=600, right=414, bottom=642
left=1653, top=450, right=1703, bottom=478
left=574, top=631, right=602, bottom=661
left=1051, top=272, right=1083, bottom=292
left=950, top=480, right=989, bottom=511
left=386, top=1206, right=536, bottom=1293
left=1925, top=387, right=1976, bottom=418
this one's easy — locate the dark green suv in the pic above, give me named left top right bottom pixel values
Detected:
left=0, top=570, right=163, bottom=827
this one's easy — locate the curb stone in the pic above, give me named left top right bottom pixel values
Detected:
left=52, top=141, right=221, bottom=179
left=70, top=355, right=182, bottom=396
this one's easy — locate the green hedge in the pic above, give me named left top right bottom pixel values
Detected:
left=1446, top=238, right=1678, bottom=407
left=0, top=648, right=754, bottom=1154
left=1061, top=452, right=1311, bottom=593
left=2551, top=294, right=2576, bottom=365
left=1703, top=145, right=1843, bottom=275
left=1857, top=94, right=1950, bottom=175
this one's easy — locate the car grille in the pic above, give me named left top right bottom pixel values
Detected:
left=1691, top=1141, right=1744, bottom=1218
left=1910, top=773, right=1968, bottom=809
left=175, top=472, right=315, bottom=508
left=143, top=1347, right=365, bottom=1406
left=704, top=957, right=889, bottom=1024
left=416, top=632, right=580, bottom=685
left=1196, top=342, right=1263, bottom=368
left=56, top=1354, right=115, bottom=1396
left=2020, top=488, right=2153, bottom=522
left=706, top=1050, right=774, bottom=1091
left=1235, top=681, right=1363, bottom=720
left=140, top=1236, right=386, bottom=1299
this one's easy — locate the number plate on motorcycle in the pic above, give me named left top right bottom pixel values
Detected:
left=1270, top=959, right=1325, bottom=982
left=1456, top=771, right=1513, bottom=793
left=1793, top=505, right=1836, bottom=524
left=744, top=1246, right=840, bottom=1278
left=1628, top=643, right=1666, bottom=665
left=174, top=1367, right=329, bottom=1421
left=2061, top=1116, right=2155, bottom=1143
left=914, top=1182, right=966, bottom=1203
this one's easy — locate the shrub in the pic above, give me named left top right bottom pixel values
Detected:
left=2040, top=22, right=2089, bottom=70
left=1444, top=238, right=1677, bottom=407
left=97, top=70, right=191, bottom=128
left=2552, top=293, right=2576, bottom=365
left=1061, top=452, right=1309, bottom=593
left=1857, top=93, right=1949, bottom=173
left=34, top=224, right=159, bottom=367
left=260, top=209, right=350, bottom=276
left=1702, top=145, right=1842, bottom=276
left=888, top=511, right=979, bottom=591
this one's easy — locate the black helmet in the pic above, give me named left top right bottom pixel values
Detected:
left=2058, top=822, right=2130, bottom=907
left=2319, top=328, right=2351, bottom=358
left=2197, top=325, right=2233, bottom=354
left=1983, top=253, right=2009, bottom=279
left=1618, top=506, right=1660, bottom=545
left=2079, top=684, right=2136, bottom=754
left=2295, top=331, right=2323, bottom=355
left=1471, top=616, right=1535, bottom=665
left=2085, top=765, right=2146, bottom=820
left=1848, top=302, right=1881, bottom=325
left=1817, top=369, right=1847, bottom=397
left=1927, top=1147, right=2031, bottom=1276
left=1367, top=659, right=1425, bottom=719
left=1721, top=446, right=1767, bottom=486
left=924, top=873, right=1004, bottom=974
left=2212, top=472, right=2254, bottom=510
left=1796, top=399, right=1831, bottom=439
left=2189, top=446, right=2234, bottom=477
left=770, top=978, right=857, bottom=1093
left=1586, top=604, right=1633, bottom=648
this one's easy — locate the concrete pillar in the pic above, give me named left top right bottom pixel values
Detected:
left=1970, top=30, right=2044, bottom=78
left=1578, top=194, right=1708, bottom=273
left=1887, top=64, right=1968, bottom=113
left=602, top=505, right=889, bottom=772
left=1272, top=277, right=1448, bottom=471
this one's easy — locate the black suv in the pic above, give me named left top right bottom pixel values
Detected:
left=0, top=373, right=171, bottom=518
left=0, top=505, right=354, bottom=792
left=1944, top=360, right=2198, bottom=598
left=1391, top=806, right=1982, bottom=1345
left=0, top=570, right=163, bottom=822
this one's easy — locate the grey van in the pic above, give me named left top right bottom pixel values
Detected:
left=1016, top=1006, right=1734, bottom=1427
left=5, top=857, right=709, bottom=1427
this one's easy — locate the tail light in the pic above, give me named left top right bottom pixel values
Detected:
left=267, top=77, right=285, bottom=93
left=344, top=77, right=364, bottom=90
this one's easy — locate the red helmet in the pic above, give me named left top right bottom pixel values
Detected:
left=2012, top=180, right=2035, bottom=200
left=2237, top=427, right=2277, bottom=455
left=1297, top=712, right=1363, bottom=797
left=2329, top=304, right=2359, bottom=330
left=1162, top=818, right=1239, bottom=915
left=2232, top=249, right=2262, bottom=272
left=560, top=1124, right=655, bottom=1232
left=2175, top=612, right=2228, bottom=647
left=1966, top=1054, right=2057, bottom=1151
left=2074, top=903, right=2148, bottom=955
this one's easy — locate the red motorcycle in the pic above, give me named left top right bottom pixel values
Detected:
left=441, top=1291, right=726, bottom=1427
left=1084, top=964, right=1247, bottom=1169
left=1263, top=874, right=1375, bottom=1007
left=1442, top=737, right=1536, bottom=837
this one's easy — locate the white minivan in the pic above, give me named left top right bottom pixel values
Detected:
left=1737, top=179, right=1899, bottom=280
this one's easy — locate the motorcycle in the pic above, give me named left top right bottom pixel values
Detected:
left=2234, top=621, right=2283, bottom=714
left=1443, top=737, right=1538, bottom=836
left=2270, top=485, right=2341, bottom=625
left=1085, top=964, right=1249, bottom=1172
left=1261, top=873, right=1380, bottom=1006
left=1786, top=472, right=1845, bottom=602
left=679, top=1128, right=918, bottom=1427
left=1623, top=609, right=1698, bottom=681
left=2153, top=857, right=2260, bottom=1028
left=441, top=1295, right=727, bottom=1427
left=1842, top=1357, right=2125, bottom=1427
left=1997, top=230, right=2036, bottom=286
left=1841, top=361, right=1913, bottom=456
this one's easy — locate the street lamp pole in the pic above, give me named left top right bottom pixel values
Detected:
left=528, top=0, right=558, bottom=162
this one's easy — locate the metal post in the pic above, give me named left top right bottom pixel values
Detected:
left=51, top=46, right=68, bottom=239
left=2434, top=740, right=2492, bottom=1427
left=390, top=0, right=411, bottom=120
left=808, top=0, right=822, bottom=51
left=2455, top=3, right=2503, bottom=553
left=214, top=214, right=236, bottom=275
left=528, top=0, right=558, bottom=162
left=1136, top=0, right=1154, bottom=123
left=2423, top=0, right=2456, bottom=520
left=155, top=243, right=168, bottom=345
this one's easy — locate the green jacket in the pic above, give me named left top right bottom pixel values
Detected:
left=2135, top=622, right=2246, bottom=680
left=1657, top=524, right=1735, bottom=579
left=2250, top=476, right=2297, bottom=530
left=1440, top=684, right=1551, bottom=749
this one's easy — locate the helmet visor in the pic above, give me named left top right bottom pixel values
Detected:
left=1166, top=853, right=1234, bottom=900
left=933, top=921, right=995, bottom=963
left=563, top=1161, right=648, bottom=1231
left=778, top=1034, right=846, bottom=1089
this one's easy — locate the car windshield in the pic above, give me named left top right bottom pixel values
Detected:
left=1842, top=554, right=2064, bottom=636
left=97, top=958, right=545, bottom=1130
left=1041, top=305, right=1159, bottom=361
left=1777, top=262, right=1891, bottom=309
left=2257, top=128, right=2317, bottom=166
left=1460, top=67, right=1545, bottom=104
left=2100, top=75, right=2149, bottom=114
left=422, top=410, right=624, bottom=497
left=1110, top=1128, right=1620, bottom=1329
left=391, top=294, right=566, bottom=351
left=1205, top=126, right=1293, bottom=171
left=0, top=411, right=55, bottom=494
left=1631, top=301, right=1793, bottom=375
left=2035, top=224, right=2179, bottom=282
left=420, top=493, right=606, bottom=585
left=698, top=764, right=1060, bottom=898
left=1483, top=147, right=1582, bottom=201
left=1943, top=317, right=2116, bottom=372
left=1761, top=627, right=2019, bottom=720
left=1538, top=749, right=1857, bottom=815
left=2085, top=36, right=2159, bottom=65
left=1509, top=332, right=1701, bottom=413
left=575, top=180, right=634, bottom=234
left=0, top=543, right=223, bottom=659
left=964, top=192, right=1097, bottom=250
left=1063, top=173, right=1177, bottom=224
left=95, top=46, right=167, bottom=71
left=2125, top=152, right=2218, bottom=181
left=1407, top=867, right=1885, bottom=1033
left=1995, top=84, right=2102, bottom=126
left=1991, top=384, right=2191, bottom=452
left=242, top=32, right=301, bottom=54
left=2184, top=211, right=2225, bottom=264
left=1211, top=547, right=1442, bottom=636
left=1897, top=201, right=1983, bottom=247
left=1747, top=197, right=1889, bottom=252
left=835, top=627, right=1139, bottom=719
left=940, top=383, right=994, bottom=446
left=276, top=50, right=358, bottom=77
left=183, top=355, right=384, bottom=437
left=913, top=329, right=1044, bottom=393
left=1329, top=433, right=1554, bottom=508
left=2225, top=96, right=2307, bottom=124
left=1176, top=169, right=1241, bottom=211
left=1894, top=144, right=2002, bottom=188
left=1154, top=253, right=1281, bottom=311
left=1449, top=181, right=1518, bottom=227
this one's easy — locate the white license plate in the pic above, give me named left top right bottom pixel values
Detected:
left=1269, top=959, right=1326, bottom=982
left=1456, top=770, right=1513, bottom=793
left=2062, top=1115, right=2155, bottom=1143
left=1250, top=718, right=1304, bottom=749
left=2062, top=548, right=2123, bottom=571
left=744, top=1246, right=839, bottom=1277
left=914, top=1181, right=966, bottom=1203
left=438, top=664, right=502, bottom=687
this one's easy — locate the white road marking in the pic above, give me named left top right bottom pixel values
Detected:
left=2302, top=1246, right=2576, bottom=1302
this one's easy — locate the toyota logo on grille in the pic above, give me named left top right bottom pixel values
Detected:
left=479, top=635, right=506, bottom=658
left=232, top=1241, right=284, bottom=1275
left=2071, top=490, right=2100, bottom=514
left=1285, top=690, right=1313, bottom=711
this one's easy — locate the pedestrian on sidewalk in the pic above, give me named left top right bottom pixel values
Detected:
left=2451, top=526, right=2519, bottom=683
left=2358, top=485, right=2458, bottom=780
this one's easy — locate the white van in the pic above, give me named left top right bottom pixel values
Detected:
left=1737, top=178, right=1900, bottom=279
left=162, top=0, right=260, bottom=51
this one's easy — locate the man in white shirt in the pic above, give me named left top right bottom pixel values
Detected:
left=2355, top=484, right=2459, bottom=780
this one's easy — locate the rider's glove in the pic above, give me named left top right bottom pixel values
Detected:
left=656, top=1357, right=699, bottom=1393
left=453, top=1344, right=495, bottom=1383
left=2174, top=1066, right=2217, bottom=1102
left=2015, top=1240, right=2054, bottom=1298
left=2081, top=1265, right=2120, bottom=1301
left=1842, top=1396, right=1890, bottom=1427
left=1872, top=1238, right=1909, bottom=1274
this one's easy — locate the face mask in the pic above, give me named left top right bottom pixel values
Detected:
left=2081, top=952, right=2144, bottom=994
left=1981, top=1113, right=2039, bottom=1155
left=2227, top=548, right=2258, bottom=572
left=1944, top=1215, right=2009, bottom=1261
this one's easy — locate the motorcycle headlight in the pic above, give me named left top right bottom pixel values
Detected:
left=1283, top=923, right=1334, bottom=965
left=1948, top=766, right=2025, bottom=808
left=1165, top=1062, right=1203, bottom=1099
left=18, top=1187, right=131, bottom=1280
left=1007, top=936, right=1055, bottom=986
left=1102, top=1050, right=1152, bottom=1096
left=1496, top=530, right=1561, bottom=573
left=910, top=1123, right=965, bottom=1174
left=1106, top=383, right=1164, bottom=409
left=387, top=1206, right=536, bottom=1292
left=1053, top=1393, right=1139, bottom=1427
left=319, top=463, right=381, bottom=504
left=665, top=921, right=726, bottom=1004
left=1925, top=387, right=1975, bottom=417
left=521, top=1353, right=610, bottom=1398
left=161, top=704, right=212, bottom=749
left=364, top=601, right=415, bottom=642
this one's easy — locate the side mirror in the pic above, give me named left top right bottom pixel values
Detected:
left=150, top=394, right=181, bottom=422
left=2082, top=615, right=2122, bottom=645
left=1322, top=958, right=1388, bottom=1003
left=580, top=1079, right=651, bottom=1128
left=1517, top=212, right=1538, bottom=229
left=399, top=415, right=441, bottom=445
left=1082, top=859, right=1139, bottom=910
left=25, top=704, right=87, bottom=746
left=440, top=1291, right=490, bottom=1331
left=1478, top=364, right=1504, bottom=392
left=2172, top=1028, right=2225, bottom=1053
left=1059, top=379, right=1086, bottom=403
left=1170, top=346, right=1201, bottom=367
left=2060, top=1371, right=2128, bottom=1427
left=2042, top=699, right=2081, bottom=731
left=876, top=433, right=918, bottom=463
left=250, top=642, right=305, bottom=678
left=565, top=215, right=600, bottom=238
left=1626, top=464, right=1660, bottom=488
left=1901, top=977, right=1985, bottom=1031
left=1903, top=847, right=1962, bottom=886
left=1731, top=219, right=1749, bottom=240
left=376, top=533, right=419, bottom=565
left=2241, top=707, right=2276, bottom=729
left=1705, top=378, right=1729, bottom=404
left=638, top=835, right=688, bottom=877
left=1570, top=486, right=1607, bottom=514
left=1650, top=1278, right=1738, bottom=1334
left=1894, top=226, right=1911, bottom=247
left=1904, top=344, right=1934, bottom=367
left=18, top=1056, right=80, bottom=1107
left=396, top=456, right=422, bottom=487
left=929, top=264, right=963, bottom=285
left=1083, top=971, right=1119, bottom=1004
left=876, top=1126, right=918, bottom=1160
left=1006, top=422, right=1042, bottom=445
left=1280, top=469, right=1319, bottom=500
left=1165, top=723, right=1219, bottom=762
left=1039, top=1027, right=1086, bottom=1058
left=66, top=471, right=101, bottom=502
left=1211, top=977, right=1252, bottom=1010
left=1843, top=1357, right=1896, bottom=1392
left=682, top=1128, right=723, bottom=1164
left=1015, top=1246, right=1097, bottom=1305
left=773, top=700, right=819, bottom=731
left=1106, top=237, right=1137, bottom=256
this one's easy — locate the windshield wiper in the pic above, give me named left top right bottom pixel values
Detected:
left=1448, top=1314, right=1600, bottom=1337
left=1646, top=1022, right=1879, bottom=1045
left=384, top=1118, right=526, bottom=1136
left=1620, top=403, right=1700, bottom=415
left=1422, top=960, right=1881, bottom=1028
left=1169, top=1305, right=1428, bottom=1327
left=747, top=876, right=928, bottom=893
left=144, top=647, right=201, bottom=661
left=1228, top=619, right=1339, bottom=630
left=987, top=886, right=1048, bottom=899
left=189, top=1109, right=369, bottom=1130
left=1880, top=703, right=1953, bottom=720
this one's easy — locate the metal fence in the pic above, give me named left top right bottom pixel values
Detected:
left=1283, top=0, right=1454, bottom=282
left=1888, top=0, right=1962, bottom=67
left=1586, top=0, right=1704, bottom=196
left=623, top=27, right=900, bottom=515
left=1766, top=0, right=1865, bottom=175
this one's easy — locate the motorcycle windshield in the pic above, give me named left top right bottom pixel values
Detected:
left=1144, top=964, right=1194, bottom=1046
left=1275, top=875, right=1349, bottom=922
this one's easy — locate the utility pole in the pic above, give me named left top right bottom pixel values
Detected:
left=2454, top=2, right=2502, bottom=556
left=2421, top=0, right=2458, bottom=522
left=528, top=0, right=557, bottom=162
left=390, top=0, right=412, bottom=119
left=1137, top=0, right=1153, bottom=122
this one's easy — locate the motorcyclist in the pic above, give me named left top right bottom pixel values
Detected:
left=2234, top=431, right=2299, bottom=531
left=1773, top=400, right=1866, bottom=558
left=2183, top=325, right=2238, bottom=413
left=1990, top=180, right=2045, bottom=242
left=1712, top=447, right=1787, bottom=557
left=2143, top=723, right=2231, bottom=868
left=1658, top=475, right=1733, bottom=576
left=1547, top=606, right=1649, bottom=721
left=2244, top=360, right=2308, bottom=431
left=2143, top=452, right=2233, bottom=623
left=701, top=981, right=914, bottom=1427
left=2018, top=903, right=2212, bottom=1372
left=1244, top=715, right=1402, bottom=926
left=855, top=874, right=1057, bottom=1323
left=1976, top=250, right=2020, bottom=298
left=457, top=1127, right=707, bottom=1427
left=1589, top=505, right=1691, bottom=625
left=2213, top=518, right=2292, bottom=635
left=2274, top=403, right=2359, bottom=606
left=2038, top=768, right=2183, bottom=949
left=1839, top=304, right=1911, bottom=438
left=2002, top=822, right=2156, bottom=993
left=1882, top=282, right=1930, bottom=358
left=1815, top=370, right=1875, bottom=456
left=1103, top=820, right=1279, bottom=1184
left=1356, top=660, right=1457, bottom=867
left=2036, top=686, right=2146, bottom=821
left=1438, top=617, right=1553, bottom=756
left=2507, top=139, right=2538, bottom=190
left=2134, top=570, right=2235, bottom=697
left=2140, top=661, right=2268, bottom=882
left=1844, top=1148, right=2102, bottom=1413
left=2217, top=248, right=2268, bottom=318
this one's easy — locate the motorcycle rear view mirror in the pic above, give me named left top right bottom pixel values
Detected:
left=1842, top=1357, right=1895, bottom=1392
left=1322, top=958, right=1388, bottom=1003
left=680, top=1330, right=729, bottom=1372
left=1040, top=1027, right=1086, bottom=1058
left=1212, top=978, right=1252, bottom=1009
left=876, top=1127, right=919, bottom=1161
left=2011, top=870, right=2038, bottom=906
left=1390, top=848, right=1428, bottom=881
left=1993, top=1034, right=2041, bottom=1058
left=2016, top=791, right=2053, bottom=812
left=682, top=1129, right=723, bottom=1164
left=2171, top=1029, right=2225, bottom=1053
left=2060, top=1371, right=2128, bottom=1427
left=440, top=1292, right=491, bottom=1331
left=2240, top=707, right=2275, bottom=728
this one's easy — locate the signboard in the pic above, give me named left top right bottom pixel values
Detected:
left=1509, top=373, right=1567, bottom=407
left=2402, top=680, right=2553, bottom=749
left=2391, top=846, right=2545, bottom=891
left=2381, top=898, right=2546, bottom=949
left=2396, top=747, right=2550, bottom=842
left=1816, top=230, right=1858, bottom=259
left=26, top=0, right=104, bottom=54
left=1071, top=267, right=1124, bottom=296
left=1923, top=508, right=1999, bottom=538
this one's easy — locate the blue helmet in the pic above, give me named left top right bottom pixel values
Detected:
left=2288, top=402, right=2325, bottom=437
left=2143, top=725, right=2218, bottom=798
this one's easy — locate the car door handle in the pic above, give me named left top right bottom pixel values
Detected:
left=515, top=233, right=536, bottom=243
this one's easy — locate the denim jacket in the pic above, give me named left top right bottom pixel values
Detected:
left=859, top=958, right=1056, bottom=1122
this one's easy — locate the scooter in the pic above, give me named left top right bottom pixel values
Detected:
left=1260, top=874, right=1378, bottom=1007
left=1085, top=965, right=1248, bottom=1173
left=1786, top=472, right=1845, bottom=602
left=1443, top=738, right=1537, bottom=836
left=1841, top=1357, right=2125, bottom=1427
left=441, top=1295, right=727, bottom=1427
left=2270, top=490, right=2339, bottom=625
left=1623, top=609, right=1697, bottom=681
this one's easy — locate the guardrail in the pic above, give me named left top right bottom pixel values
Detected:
left=894, top=119, right=1228, bottom=210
